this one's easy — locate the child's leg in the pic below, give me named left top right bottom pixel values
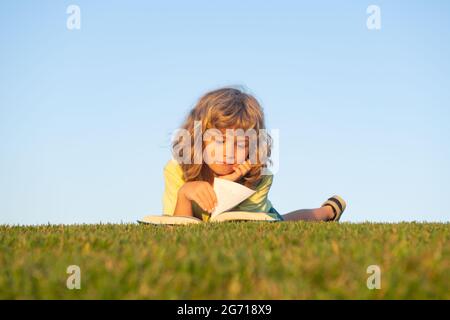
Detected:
left=281, top=206, right=335, bottom=222
left=281, top=195, right=347, bottom=222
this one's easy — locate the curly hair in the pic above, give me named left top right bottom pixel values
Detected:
left=172, top=87, right=272, bottom=189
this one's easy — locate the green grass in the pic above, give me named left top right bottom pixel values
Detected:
left=0, top=222, right=449, bottom=299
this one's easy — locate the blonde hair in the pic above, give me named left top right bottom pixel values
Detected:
left=172, top=87, right=272, bottom=189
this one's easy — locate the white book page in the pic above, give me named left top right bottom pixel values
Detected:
left=210, top=177, right=256, bottom=218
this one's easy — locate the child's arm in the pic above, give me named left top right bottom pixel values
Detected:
left=173, top=188, right=194, bottom=216
left=174, top=181, right=217, bottom=216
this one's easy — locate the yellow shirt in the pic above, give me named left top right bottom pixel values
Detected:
left=162, top=159, right=274, bottom=221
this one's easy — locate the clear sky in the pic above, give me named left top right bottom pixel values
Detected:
left=1, top=0, right=449, bottom=224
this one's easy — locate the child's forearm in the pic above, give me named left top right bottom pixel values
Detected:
left=173, top=190, right=193, bottom=216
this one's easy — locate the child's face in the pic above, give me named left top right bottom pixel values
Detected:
left=204, top=131, right=249, bottom=176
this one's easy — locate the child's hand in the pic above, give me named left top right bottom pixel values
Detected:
left=218, top=160, right=252, bottom=182
left=178, top=181, right=218, bottom=213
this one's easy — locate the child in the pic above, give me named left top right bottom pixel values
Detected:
left=162, top=87, right=346, bottom=222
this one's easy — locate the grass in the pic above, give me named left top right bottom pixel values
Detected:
left=0, top=222, right=449, bottom=299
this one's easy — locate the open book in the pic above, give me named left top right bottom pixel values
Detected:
left=138, top=177, right=278, bottom=225
left=138, top=211, right=277, bottom=225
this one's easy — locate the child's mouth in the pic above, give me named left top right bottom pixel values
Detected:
left=213, top=164, right=235, bottom=175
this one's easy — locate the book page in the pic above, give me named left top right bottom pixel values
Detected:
left=138, top=215, right=202, bottom=225
left=211, top=211, right=277, bottom=222
left=210, top=178, right=256, bottom=218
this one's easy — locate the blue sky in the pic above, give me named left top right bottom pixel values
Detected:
left=1, top=0, right=449, bottom=224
